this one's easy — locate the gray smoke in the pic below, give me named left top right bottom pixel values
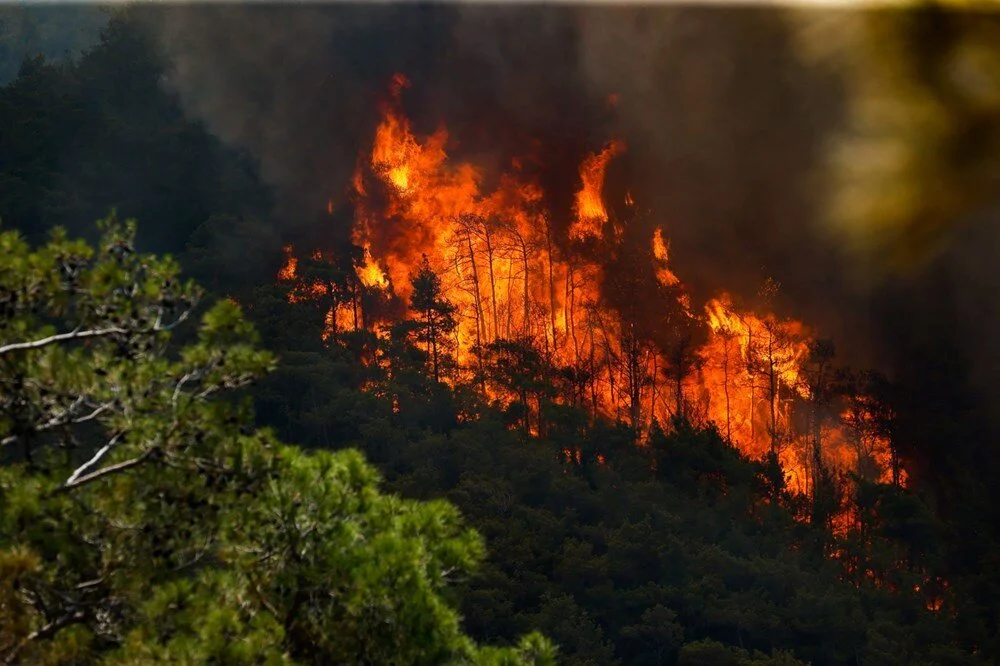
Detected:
left=148, top=4, right=847, bottom=308
left=575, top=7, right=853, bottom=341
left=149, top=5, right=460, bottom=215
left=141, top=3, right=991, bottom=385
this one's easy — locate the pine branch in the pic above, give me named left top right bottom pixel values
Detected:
left=0, top=326, right=128, bottom=356
left=58, top=449, right=153, bottom=493
left=0, top=308, right=192, bottom=358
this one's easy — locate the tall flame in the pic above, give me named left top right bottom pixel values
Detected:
left=570, top=140, right=626, bottom=242
left=652, top=227, right=681, bottom=288
left=277, top=75, right=902, bottom=498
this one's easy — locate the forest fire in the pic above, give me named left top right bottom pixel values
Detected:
left=276, top=75, right=901, bottom=496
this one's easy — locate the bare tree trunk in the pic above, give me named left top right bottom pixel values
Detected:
left=465, top=227, right=487, bottom=345
left=597, top=317, right=618, bottom=420
left=650, top=353, right=659, bottom=426
left=675, top=367, right=684, bottom=421
left=722, top=335, right=733, bottom=444
left=454, top=248, right=484, bottom=388
left=545, top=220, right=558, bottom=351
left=483, top=223, right=500, bottom=341
left=520, top=236, right=531, bottom=343
left=567, top=267, right=582, bottom=364
left=505, top=256, right=515, bottom=339
left=746, top=323, right=757, bottom=444
left=769, top=342, right=778, bottom=455
left=810, top=354, right=830, bottom=496
left=589, top=325, right=599, bottom=415
left=565, top=266, right=573, bottom=354
left=625, top=327, right=642, bottom=429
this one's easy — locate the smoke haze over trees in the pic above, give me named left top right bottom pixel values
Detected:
left=0, top=5, right=107, bottom=84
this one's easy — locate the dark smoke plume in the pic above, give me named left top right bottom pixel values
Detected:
left=142, top=4, right=1000, bottom=487
left=147, top=4, right=852, bottom=331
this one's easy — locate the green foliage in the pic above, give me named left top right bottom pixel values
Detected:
left=0, top=220, right=553, bottom=664
left=678, top=640, right=807, bottom=666
left=1, top=8, right=995, bottom=665
left=248, top=286, right=982, bottom=664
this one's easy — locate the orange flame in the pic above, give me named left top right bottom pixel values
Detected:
left=277, top=245, right=298, bottom=282
left=277, top=74, right=903, bottom=501
left=570, top=140, right=625, bottom=242
left=357, top=244, right=389, bottom=289
left=652, top=227, right=681, bottom=288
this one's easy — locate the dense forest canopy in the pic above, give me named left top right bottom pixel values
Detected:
left=1, top=3, right=1000, bottom=664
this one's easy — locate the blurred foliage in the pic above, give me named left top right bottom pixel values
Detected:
left=795, top=4, right=1000, bottom=276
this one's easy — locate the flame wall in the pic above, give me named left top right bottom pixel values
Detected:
left=146, top=4, right=1000, bottom=503
left=274, top=76, right=901, bottom=494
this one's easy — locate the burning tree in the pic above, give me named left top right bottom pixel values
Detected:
left=275, top=74, right=904, bottom=502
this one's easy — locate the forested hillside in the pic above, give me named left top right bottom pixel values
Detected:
left=0, top=5, right=108, bottom=84
left=1, top=7, right=999, bottom=665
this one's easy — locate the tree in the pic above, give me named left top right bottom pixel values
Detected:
left=0, top=218, right=554, bottom=664
left=802, top=339, right=839, bottom=529
left=409, top=254, right=458, bottom=383
left=0, top=10, right=271, bottom=253
left=476, top=337, right=554, bottom=436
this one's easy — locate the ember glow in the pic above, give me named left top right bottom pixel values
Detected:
left=276, top=75, right=901, bottom=495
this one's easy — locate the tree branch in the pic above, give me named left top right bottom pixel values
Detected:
left=1, top=401, right=114, bottom=448
left=0, top=308, right=193, bottom=358
left=0, top=327, right=127, bottom=356
left=58, top=449, right=153, bottom=493
left=65, top=432, right=123, bottom=486
left=1, top=610, right=87, bottom=665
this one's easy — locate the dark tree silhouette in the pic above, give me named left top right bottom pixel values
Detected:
left=408, top=255, right=457, bottom=383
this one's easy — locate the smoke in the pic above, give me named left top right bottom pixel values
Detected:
left=148, top=5, right=460, bottom=218
left=143, top=4, right=999, bottom=415
left=574, top=7, right=852, bottom=337
left=147, top=5, right=847, bottom=303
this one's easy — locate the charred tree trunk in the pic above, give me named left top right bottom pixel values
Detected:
left=453, top=248, right=483, bottom=387
left=545, top=220, right=558, bottom=351
left=520, top=236, right=531, bottom=343
left=722, top=334, right=733, bottom=444
left=427, top=305, right=439, bottom=383
left=483, top=222, right=500, bottom=341
left=624, top=326, right=643, bottom=430
left=505, top=256, right=515, bottom=339
left=464, top=227, right=486, bottom=345
left=566, top=266, right=578, bottom=363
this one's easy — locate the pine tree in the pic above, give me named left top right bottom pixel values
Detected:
left=408, top=254, right=458, bottom=383
left=0, top=218, right=554, bottom=664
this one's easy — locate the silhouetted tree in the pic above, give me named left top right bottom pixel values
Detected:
left=408, top=255, right=457, bottom=383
